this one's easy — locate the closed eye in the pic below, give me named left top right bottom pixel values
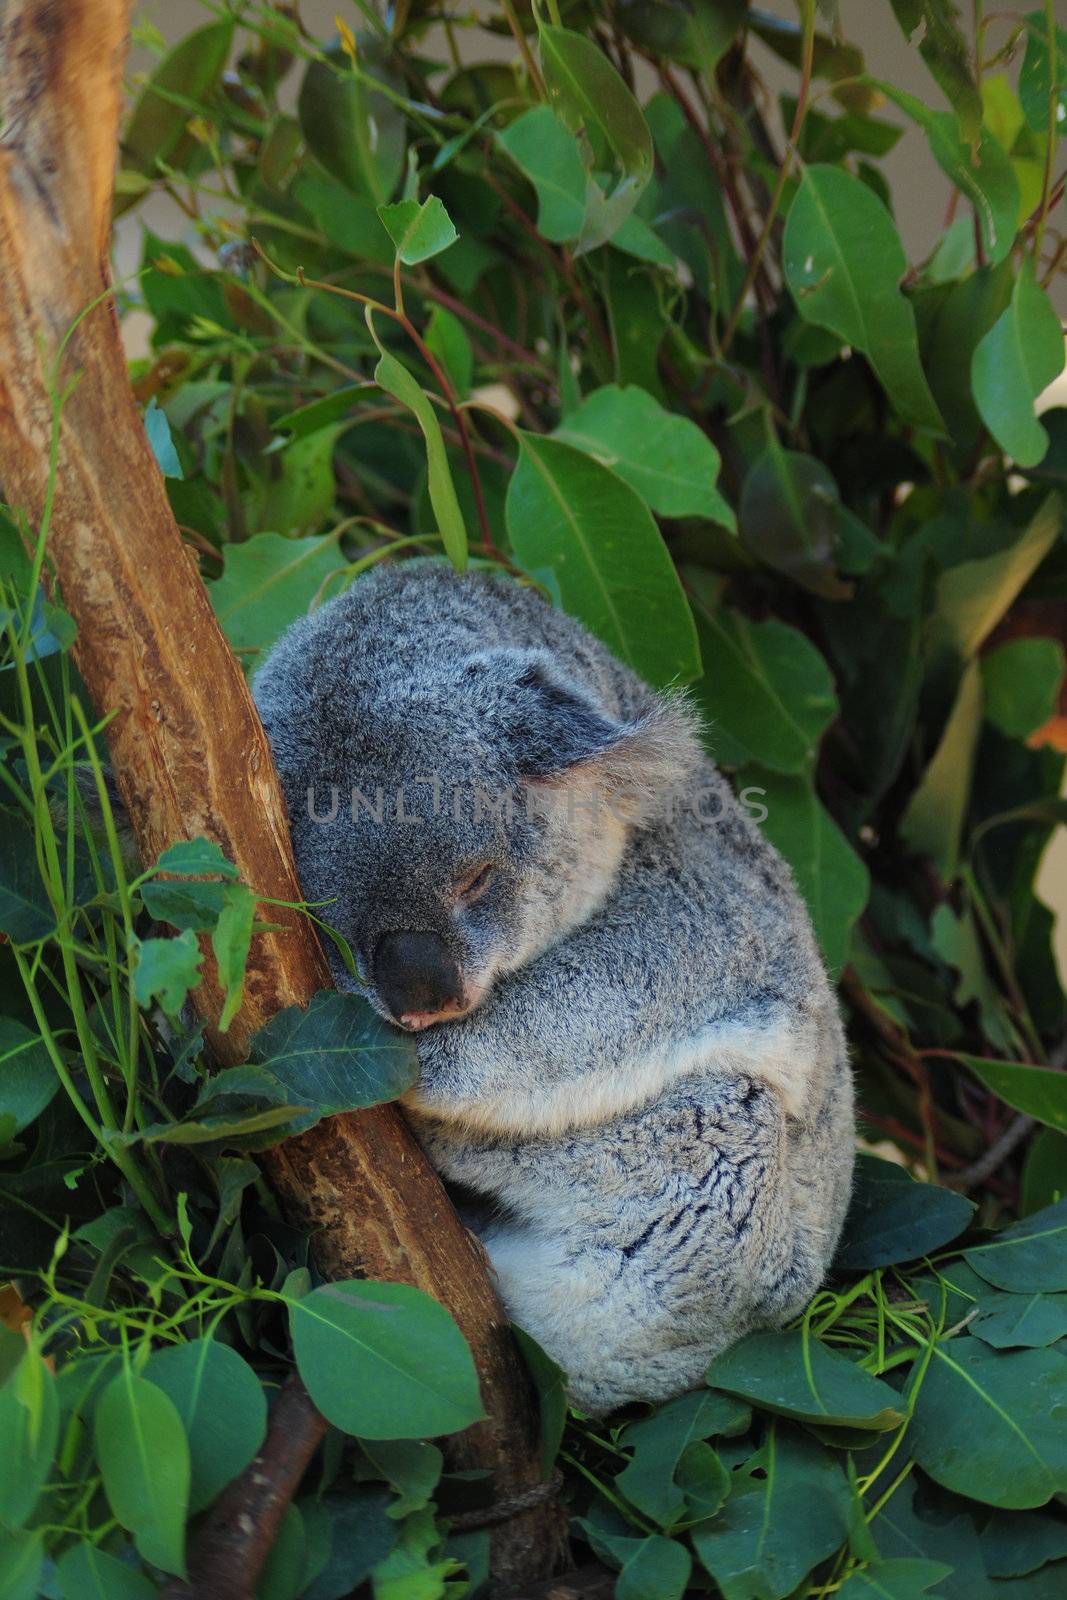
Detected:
left=455, top=862, right=495, bottom=903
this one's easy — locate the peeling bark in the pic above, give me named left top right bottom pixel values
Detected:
left=0, top=1, right=563, bottom=1586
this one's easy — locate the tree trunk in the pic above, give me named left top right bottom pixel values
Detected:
left=0, top=2, right=562, bottom=1586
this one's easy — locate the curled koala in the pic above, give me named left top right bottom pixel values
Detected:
left=254, top=559, right=854, bottom=1414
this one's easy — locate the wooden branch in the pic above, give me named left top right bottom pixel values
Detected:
left=0, top=2, right=562, bottom=1586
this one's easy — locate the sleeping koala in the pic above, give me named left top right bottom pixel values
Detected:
left=253, top=559, right=854, bottom=1414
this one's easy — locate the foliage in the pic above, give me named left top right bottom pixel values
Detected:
left=1, top=0, right=1067, bottom=1596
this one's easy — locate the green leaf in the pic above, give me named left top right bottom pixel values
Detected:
left=835, top=1154, right=975, bottom=1270
left=210, top=531, right=348, bottom=668
left=287, top=1279, right=484, bottom=1439
left=553, top=384, right=735, bottom=526
left=56, top=1539, right=157, bottom=1600
left=256, top=427, right=341, bottom=539
left=95, top=1369, right=190, bottom=1576
left=297, top=46, right=405, bottom=203
left=868, top=1480, right=990, bottom=1600
left=616, top=1535, right=692, bottom=1600
left=888, top=1, right=983, bottom=148
left=497, top=106, right=586, bottom=244
left=783, top=165, right=943, bottom=432
left=880, top=82, right=1017, bottom=261
left=141, top=878, right=229, bottom=931
left=377, top=197, right=458, bottom=265
left=424, top=307, right=473, bottom=401
left=971, top=1289, right=1067, bottom=1349
left=248, top=991, right=418, bottom=1120
left=143, top=1337, right=267, bottom=1514
left=746, top=769, right=869, bottom=975
left=614, top=0, right=746, bottom=72
left=982, top=1509, right=1067, bottom=1576
left=275, top=386, right=364, bottom=441
left=130, top=930, right=203, bottom=1017
left=1023, top=1128, right=1067, bottom=1214
left=304, top=1488, right=397, bottom=1599
left=0, top=1017, right=58, bottom=1134
left=0, top=1529, right=43, bottom=1600
left=0, top=810, right=59, bottom=943
left=1019, top=10, right=1067, bottom=133
left=705, top=1330, right=904, bottom=1429
left=512, top=1325, right=568, bottom=1478
left=137, top=1063, right=308, bottom=1147
left=909, top=1336, right=1067, bottom=1506
left=982, top=638, right=1064, bottom=739
left=935, top=494, right=1062, bottom=659
left=505, top=432, right=700, bottom=688
left=369, top=333, right=467, bottom=572
left=538, top=24, right=653, bottom=253
left=957, top=1055, right=1067, bottom=1135
left=0, top=1348, right=58, bottom=1528
left=121, top=21, right=234, bottom=185
left=257, top=1503, right=306, bottom=1600
left=965, top=1197, right=1067, bottom=1292
left=692, top=1423, right=853, bottom=1600
left=689, top=600, right=837, bottom=774
left=899, top=658, right=982, bottom=878
left=739, top=441, right=853, bottom=599
left=838, top=1559, right=953, bottom=1600
left=616, top=1389, right=749, bottom=1527
left=972, top=265, right=1065, bottom=466
left=144, top=396, right=184, bottom=479
left=212, top=882, right=256, bottom=1032
left=152, top=837, right=239, bottom=879
left=362, top=1438, right=443, bottom=1519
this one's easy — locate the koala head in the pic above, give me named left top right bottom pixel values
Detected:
left=256, top=627, right=699, bottom=1032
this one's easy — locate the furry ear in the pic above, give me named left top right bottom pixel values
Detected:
left=471, top=650, right=703, bottom=814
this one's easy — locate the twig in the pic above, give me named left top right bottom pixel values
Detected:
left=161, top=1375, right=328, bottom=1600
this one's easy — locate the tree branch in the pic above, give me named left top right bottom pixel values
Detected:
left=0, top=2, right=562, bottom=1586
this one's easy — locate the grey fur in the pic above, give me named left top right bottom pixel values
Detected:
left=254, top=560, right=854, bottom=1414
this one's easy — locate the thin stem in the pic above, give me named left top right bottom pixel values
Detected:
left=1034, top=0, right=1059, bottom=258
left=501, top=0, right=546, bottom=97
left=721, top=0, right=816, bottom=355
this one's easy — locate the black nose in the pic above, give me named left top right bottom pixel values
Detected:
left=372, top=930, right=464, bottom=1022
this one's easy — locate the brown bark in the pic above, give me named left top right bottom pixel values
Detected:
left=0, top=1, right=562, bottom=1586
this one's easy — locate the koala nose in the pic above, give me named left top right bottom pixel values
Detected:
left=373, top=930, right=465, bottom=1027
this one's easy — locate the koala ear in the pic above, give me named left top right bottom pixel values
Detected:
left=473, top=649, right=703, bottom=807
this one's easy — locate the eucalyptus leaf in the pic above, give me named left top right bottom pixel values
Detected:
left=554, top=385, right=734, bottom=526
left=287, top=1279, right=484, bottom=1439
left=298, top=45, right=405, bottom=203
left=506, top=432, right=700, bottom=688
left=0, top=1348, right=58, bottom=1529
left=143, top=1338, right=267, bottom=1514
left=972, top=265, right=1065, bottom=467
left=692, top=1423, right=853, bottom=1600
left=368, top=333, right=468, bottom=572
left=211, top=531, right=348, bottom=668
left=836, top=1154, right=975, bottom=1269
left=705, top=1330, right=903, bottom=1429
left=497, top=106, right=587, bottom=244
left=783, top=164, right=943, bottom=431
left=965, top=1197, right=1067, bottom=1292
left=747, top=769, right=869, bottom=975
left=956, top=1055, right=1067, bottom=1135
left=910, top=1336, right=1067, bottom=1506
left=377, top=196, right=458, bottom=265
left=248, top=990, right=418, bottom=1119
left=95, top=1370, right=190, bottom=1576
left=538, top=24, right=653, bottom=252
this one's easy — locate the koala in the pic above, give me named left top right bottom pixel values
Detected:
left=253, top=559, right=854, bottom=1415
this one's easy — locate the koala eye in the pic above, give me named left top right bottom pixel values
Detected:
left=455, top=862, right=495, bottom=903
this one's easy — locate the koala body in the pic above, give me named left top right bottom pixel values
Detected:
left=254, top=560, right=854, bottom=1414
